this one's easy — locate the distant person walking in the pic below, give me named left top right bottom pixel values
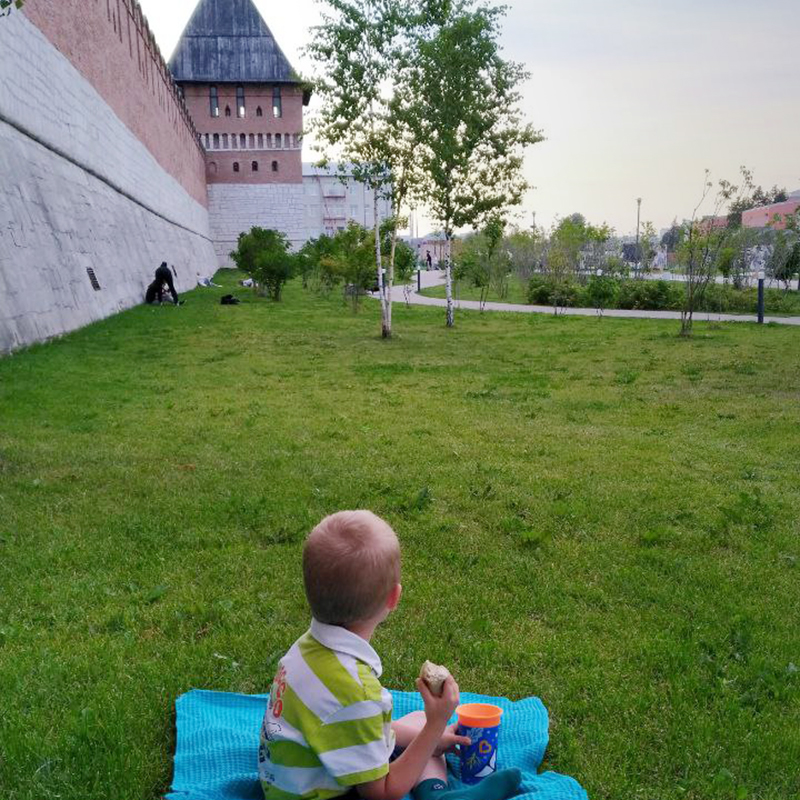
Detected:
left=426, top=250, right=433, bottom=270
left=145, top=262, right=182, bottom=305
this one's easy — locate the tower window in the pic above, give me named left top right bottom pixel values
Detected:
left=213, top=133, right=220, bottom=148
left=252, top=161, right=259, bottom=172
left=271, top=160, right=279, bottom=173
left=273, top=86, right=282, bottom=118
left=233, top=162, right=240, bottom=173
left=225, top=106, right=231, bottom=117
left=240, top=133, right=247, bottom=148
left=256, top=106, right=263, bottom=117
left=208, top=161, right=218, bottom=175
left=210, top=86, right=219, bottom=117
left=257, top=134, right=264, bottom=148
left=222, top=134, right=229, bottom=148
left=236, top=85, right=246, bottom=118
left=249, top=134, right=255, bottom=148
left=275, top=133, right=282, bottom=148
left=204, top=134, right=210, bottom=148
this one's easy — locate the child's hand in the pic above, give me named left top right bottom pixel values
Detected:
left=416, top=675, right=459, bottom=730
left=434, top=723, right=471, bottom=757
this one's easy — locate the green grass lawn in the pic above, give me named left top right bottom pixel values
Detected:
left=2, top=272, right=799, bottom=800
left=422, top=279, right=530, bottom=305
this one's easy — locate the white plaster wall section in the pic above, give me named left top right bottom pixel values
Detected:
left=0, top=119, right=215, bottom=353
left=208, top=184, right=306, bottom=266
left=0, top=12, right=209, bottom=237
left=0, top=14, right=218, bottom=353
left=300, top=171, right=393, bottom=241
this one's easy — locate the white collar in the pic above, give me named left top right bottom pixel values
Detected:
left=309, top=619, right=384, bottom=677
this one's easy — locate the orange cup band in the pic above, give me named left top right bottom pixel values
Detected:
left=456, top=702, right=503, bottom=728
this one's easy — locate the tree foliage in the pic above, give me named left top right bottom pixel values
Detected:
left=726, top=172, right=788, bottom=228
left=455, top=216, right=511, bottom=310
left=297, top=235, right=339, bottom=291
left=229, top=228, right=295, bottom=301
left=319, top=223, right=377, bottom=310
left=307, top=0, right=417, bottom=337
left=0, top=0, right=25, bottom=18
left=677, top=168, right=755, bottom=336
left=403, top=0, right=542, bottom=326
left=661, top=222, right=682, bottom=253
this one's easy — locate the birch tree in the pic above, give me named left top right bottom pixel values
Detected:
left=404, top=0, right=542, bottom=326
left=307, top=0, right=419, bottom=339
left=678, top=169, right=752, bottom=336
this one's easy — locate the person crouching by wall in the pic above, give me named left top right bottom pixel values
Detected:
left=145, top=262, right=182, bottom=305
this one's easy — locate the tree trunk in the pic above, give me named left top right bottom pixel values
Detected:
left=681, top=282, right=694, bottom=337
left=445, top=233, right=454, bottom=327
left=374, top=194, right=390, bottom=339
left=387, top=222, right=399, bottom=338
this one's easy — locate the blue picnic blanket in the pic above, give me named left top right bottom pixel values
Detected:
left=166, top=690, right=587, bottom=800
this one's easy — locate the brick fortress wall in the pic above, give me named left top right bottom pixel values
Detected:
left=0, top=3, right=217, bottom=353
left=25, top=0, right=208, bottom=207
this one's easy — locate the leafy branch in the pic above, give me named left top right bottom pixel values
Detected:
left=0, top=0, right=25, bottom=17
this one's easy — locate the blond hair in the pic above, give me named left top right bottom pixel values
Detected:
left=303, top=511, right=401, bottom=626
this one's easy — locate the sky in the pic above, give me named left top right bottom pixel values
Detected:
left=141, top=0, right=800, bottom=236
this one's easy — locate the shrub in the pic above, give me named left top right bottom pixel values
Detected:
left=527, top=276, right=553, bottom=305
left=617, top=280, right=682, bottom=311
left=525, top=276, right=800, bottom=315
left=229, top=228, right=295, bottom=301
left=527, top=276, right=584, bottom=307
left=586, top=275, right=619, bottom=309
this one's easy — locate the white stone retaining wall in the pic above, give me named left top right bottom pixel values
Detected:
left=0, top=13, right=216, bottom=353
left=209, top=183, right=306, bottom=266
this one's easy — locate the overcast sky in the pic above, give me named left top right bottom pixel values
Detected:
left=141, top=0, right=800, bottom=235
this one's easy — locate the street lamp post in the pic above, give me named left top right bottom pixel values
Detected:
left=757, top=270, right=765, bottom=324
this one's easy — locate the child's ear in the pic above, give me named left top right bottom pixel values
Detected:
left=387, top=583, right=402, bottom=611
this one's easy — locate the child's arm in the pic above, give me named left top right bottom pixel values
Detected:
left=357, top=678, right=460, bottom=800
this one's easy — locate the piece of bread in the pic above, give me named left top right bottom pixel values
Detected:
left=419, top=660, right=451, bottom=697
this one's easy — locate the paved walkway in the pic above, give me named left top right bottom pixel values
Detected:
left=385, top=272, right=800, bottom=326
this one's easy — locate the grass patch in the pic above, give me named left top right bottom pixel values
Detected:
left=1, top=272, right=799, bottom=799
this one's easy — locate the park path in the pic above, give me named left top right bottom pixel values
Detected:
left=386, top=271, right=800, bottom=326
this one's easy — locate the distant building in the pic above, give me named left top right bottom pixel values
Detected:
left=742, top=191, right=800, bottom=230
left=302, top=164, right=392, bottom=240
left=697, top=215, right=729, bottom=234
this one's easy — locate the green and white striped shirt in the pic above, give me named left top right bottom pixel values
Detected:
left=259, top=620, right=395, bottom=800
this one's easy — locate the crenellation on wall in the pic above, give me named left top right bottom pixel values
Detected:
left=23, top=0, right=207, bottom=207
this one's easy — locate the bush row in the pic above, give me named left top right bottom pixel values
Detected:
left=527, top=276, right=800, bottom=314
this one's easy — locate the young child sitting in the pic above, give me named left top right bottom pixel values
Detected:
left=258, top=511, right=521, bottom=800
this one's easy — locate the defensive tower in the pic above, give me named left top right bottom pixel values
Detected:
left=170, top=0, right=311, bottom=261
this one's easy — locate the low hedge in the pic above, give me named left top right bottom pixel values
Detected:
left=527, top=276, right=800, bottom=314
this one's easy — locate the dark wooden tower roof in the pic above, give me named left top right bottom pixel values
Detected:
left=169, top=0, right=299, bottom=84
